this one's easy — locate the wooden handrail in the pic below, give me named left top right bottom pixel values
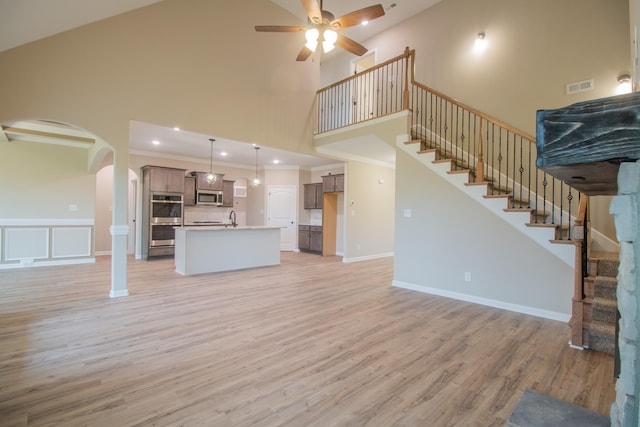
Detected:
left=410, top=80, right=536, bottom=143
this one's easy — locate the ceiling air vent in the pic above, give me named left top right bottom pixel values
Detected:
left=566, top=78, right=594, bottom=95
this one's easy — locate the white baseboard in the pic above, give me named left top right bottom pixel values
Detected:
left=590, top=228, right=620, bottom=253
left=0, top=257, right=96, bottom=270
left=392, top=280, right=570, bottom=323
left=343, top=252, right=394, bottom=263
left=95, top=251, right=112, bottom=256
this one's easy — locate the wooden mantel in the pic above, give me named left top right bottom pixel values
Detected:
left=536, top=92, right=640, bottom=195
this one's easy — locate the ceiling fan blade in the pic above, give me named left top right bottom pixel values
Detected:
left=330, top=4, right=385, bottom=29
left=335, top=34, right=368, bottom=56
left=254, top=25, right=307, bottom=32
left=301, top=0, right=323, bottom=24
left=296, top=46, right=314, bottom=61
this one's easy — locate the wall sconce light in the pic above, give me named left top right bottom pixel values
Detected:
left=473, top=32, right=487, bottom=54
left=616, top=74, right=633, bottom=95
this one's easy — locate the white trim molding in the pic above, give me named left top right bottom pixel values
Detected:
left=0, top=218, right=94, bottom=226
left=110, top=225, right=130, bottom=236
left=392, top=280, right=570, bottom=323
left=343, top=252, right=394, bottom=263
left=109, top=289, right=129, bottom=298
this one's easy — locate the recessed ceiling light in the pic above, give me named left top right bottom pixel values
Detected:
left=361, top=20, right=369, bottom=26
left=220, top=151, right=228, bottom=156
left=273, top=159, right=280, bottom=164
left=173, top=127, right=180, bottom=131
left=152, top=140, right=160, bottom=145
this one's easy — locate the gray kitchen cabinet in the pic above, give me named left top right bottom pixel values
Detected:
left=144, top=166, right=186, bottom=194
left=322, top=173, right=344, bottom=193
left=221, top=180, right=235, bottom=207
left=193, top=172, right=224, bottom=191
left=303, top=183, right=323, bottom=209
left=299, top=225, right=322, bottom=254
left=184, top=176, right=196, bottom=206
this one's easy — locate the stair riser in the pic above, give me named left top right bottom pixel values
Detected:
left=592, top=307, right=617, bottom=324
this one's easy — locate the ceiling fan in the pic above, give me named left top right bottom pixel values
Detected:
left=255, top=0, right=385, bottom=61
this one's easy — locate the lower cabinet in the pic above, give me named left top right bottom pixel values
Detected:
left=299, top=225, right=322, bottom=254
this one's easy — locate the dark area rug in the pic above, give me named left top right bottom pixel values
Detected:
left=506, top=388, right=610, bottom=427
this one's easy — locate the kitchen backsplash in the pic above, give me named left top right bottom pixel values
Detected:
left=309, top=210, right=322, bottom=226
left=184, top=206, right=233, bottom=224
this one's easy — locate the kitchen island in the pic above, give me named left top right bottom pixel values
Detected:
left=174, top=226, right=281, bottom=275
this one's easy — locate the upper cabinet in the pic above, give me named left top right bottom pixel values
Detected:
left=221, top=180, right=235, bottom=207
left=144, top=166, right=186, bottom=194
left=193, top=172, right=224, bottom=191
left=304, top=183, right=323, bottom=209
left=184, top=176, right=196, bottom=206
left=322, top=174, right=344, bottom=193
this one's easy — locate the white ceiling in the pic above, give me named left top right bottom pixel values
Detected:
left=0, top=0, right=442, bottom=169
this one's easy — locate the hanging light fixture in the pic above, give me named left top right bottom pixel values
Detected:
left=205, top=138, right=217, bottom=184
left=252, top=146, right=261, bottom=186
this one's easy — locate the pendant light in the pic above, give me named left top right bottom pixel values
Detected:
left=205, top=138, right=217, bottom=184
left=252, top=146, right=261, bottom=186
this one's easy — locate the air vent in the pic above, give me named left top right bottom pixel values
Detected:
left=566, top=79, right=594, bottom=95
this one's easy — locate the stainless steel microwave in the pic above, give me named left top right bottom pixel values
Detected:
left=197, top=190, right=223, bottom=206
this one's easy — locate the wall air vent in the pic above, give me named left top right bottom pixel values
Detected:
left=566, top=78, right=594, bottom=95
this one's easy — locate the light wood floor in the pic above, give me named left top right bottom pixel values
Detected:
left=0, top=253, right=615, bottom=426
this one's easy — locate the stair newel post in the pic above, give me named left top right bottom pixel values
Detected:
left=569, top=195, right=589, bottom=348
left=476, top=120, right=485, bottom=182
left=402, top=47, right=411, bottom=110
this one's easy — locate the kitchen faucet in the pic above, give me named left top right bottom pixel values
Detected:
left=229, top=210, right=237, bottom=227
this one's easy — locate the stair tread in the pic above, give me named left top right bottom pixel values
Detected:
left=592, top=296, right=617, bottom=308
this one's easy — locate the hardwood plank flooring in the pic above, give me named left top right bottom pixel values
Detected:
left=0, top=253, right=615, bottom=426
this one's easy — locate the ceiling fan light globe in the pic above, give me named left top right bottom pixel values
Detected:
left=252, top=177, right=261, bottom=186
left=305, top=28, right=319, bottom=52
left=323, top=29, right=337, bottom=44
left=322, top=41, right=335, bottom=53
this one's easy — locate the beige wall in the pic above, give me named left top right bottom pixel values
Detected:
left=344, top=160, right=395, bottom=261
left=0, top=140, right=95, bottom=219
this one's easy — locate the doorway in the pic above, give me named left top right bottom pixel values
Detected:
left=267, top=185, right=297, bottom=251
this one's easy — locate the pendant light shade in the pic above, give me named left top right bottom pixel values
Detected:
left=252, top=146, right=261, bottom=186
left=206, top=138, right=217, bottom=184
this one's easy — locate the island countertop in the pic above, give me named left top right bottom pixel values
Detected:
left=178, top=225, right=281, bottom=231
left=174, top=226, right=281, bottom=275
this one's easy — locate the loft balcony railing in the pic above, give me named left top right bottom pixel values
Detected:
left=314, top=47, right=582, bottom=242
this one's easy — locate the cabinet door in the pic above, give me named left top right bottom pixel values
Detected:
left=298, top=225, right=310, bottom=250
left=196, top=173, right=224, bottom=191
left=315, top=183, right=323, bottom=208
left=309, top=226, right=323, bottom=253
left=167, top=169, right=185, bottom=193
left=184, top=176, right=196, bottom=206
left=148, top=167, right=185, bottom=193
left=304, top=184, right=316, bottom=209
left=148, top=168, right=169, bottom=193
left=322, top=175, right=335, bottom=193
left=221, top=180, right=234, bottom=207
left=334, top=174, right=344, bottom=193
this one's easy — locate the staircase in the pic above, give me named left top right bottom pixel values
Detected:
left=397, top=138, right=576, bottom=267
left=585, top=252, right=619, bottom=354
left=315, top=47, right=603, bottom=349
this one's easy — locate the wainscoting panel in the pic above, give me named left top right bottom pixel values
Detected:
left=0, top=220, right=95, bottom=269
left=4, top=228, right=49, bottom=261
left=52, top=227, right=92, bottom=258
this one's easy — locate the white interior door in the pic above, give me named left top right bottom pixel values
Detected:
left=267, top=186, right=297, bottom=251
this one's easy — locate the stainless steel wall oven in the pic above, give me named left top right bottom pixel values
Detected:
left=149, top=193, right=183, bottom=255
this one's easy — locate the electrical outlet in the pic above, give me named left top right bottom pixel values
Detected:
left=464, top=272, right=471, bottom=282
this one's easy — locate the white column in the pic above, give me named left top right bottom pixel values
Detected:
left=109, top=149, right=130, bottom=298
left=109, top=224, right=129, bottom=297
